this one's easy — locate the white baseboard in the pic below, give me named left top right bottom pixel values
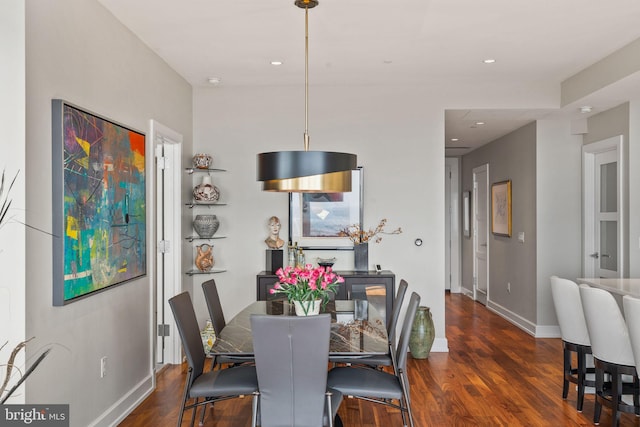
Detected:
left=431, top=337, right=449, bottom=353
left=88, top=373, right=154, bottom=427
left=486, top=300, right=537, bottom=336
left=534, top=325, right=561, bottom=338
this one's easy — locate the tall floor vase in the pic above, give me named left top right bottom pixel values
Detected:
left=409, top=306, right=435, bottom=359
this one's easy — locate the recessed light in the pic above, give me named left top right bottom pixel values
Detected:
left=451, top=138, right=459, bottom=142
left=475, top=121, right=485, bottom=125
left=270, top=60, right=283, bottom=66
left=580, top=106, right=592, bottom=114
left=483, top=59, right=496, bottom=64
left=383, top=60, right=393, bottom=64
left=207, top=77, right=221, bottom=85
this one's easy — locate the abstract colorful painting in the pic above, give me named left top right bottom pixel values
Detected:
left=52, top=100, right=146, bottom=305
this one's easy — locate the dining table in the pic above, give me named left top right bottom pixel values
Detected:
left=210, top=299, right=389, bottom=358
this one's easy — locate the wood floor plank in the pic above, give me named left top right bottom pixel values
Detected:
left=119, top=293, right=640, bottom=426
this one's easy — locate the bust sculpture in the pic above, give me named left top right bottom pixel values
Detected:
left=265, top=216, right=285, bottom=249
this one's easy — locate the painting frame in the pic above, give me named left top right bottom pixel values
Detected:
left=52, top=99, right=147, bottom=306
left=288, top=167, right=363, bottom=249
left=491, top=179, right=512, bottom=237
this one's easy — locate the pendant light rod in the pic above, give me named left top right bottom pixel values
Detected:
left=304, top=5, right=310, bottom=151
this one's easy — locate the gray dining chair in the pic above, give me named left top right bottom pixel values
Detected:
left=169, top=291, right=258, bottom=427
left=329, top=279, right=409, bottom=368
left=579, top=284, right=639, bottom=427
left=549, top=276, right=595, bottom=411
left=327, top=291, right=421, bottom=427
left=250, top=313, right=343, bottom=427
left=202, top=279, right=255, bottom=368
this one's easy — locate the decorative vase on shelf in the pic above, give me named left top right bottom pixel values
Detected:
left=293, top=299, right=321, bottom=316
left=193, top=214, right=220, bottom=238
left=192, top=153, right=213, bottom=169
left=195, top=244, right=215, bottom=272
left=193, top=175, right=220, bottom=203
left=201, top=319, right=216, bottom=353
left=409, top=306, right=435, bottom=359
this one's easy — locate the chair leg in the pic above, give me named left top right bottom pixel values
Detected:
left=595, top=363, right=604, bottom=425
left=577, top=347, right=586, bottom=412
left=199, top=400, right=207, bottom=426
left=251, top=392, right=259, bottom=427
left=611, top=366, right=621, bottom=427
left=563, top=345, right=571, bottom=400
left=399, top=371, right=415, bottom=427
left=177, top=370, right=193, bottom=427
left=190, top=397, right=198, bottom=427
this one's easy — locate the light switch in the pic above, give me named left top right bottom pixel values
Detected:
left=518, top=232, right=525, bottom=243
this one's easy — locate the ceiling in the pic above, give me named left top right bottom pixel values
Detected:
left=99, top=0, right=640, bottom=155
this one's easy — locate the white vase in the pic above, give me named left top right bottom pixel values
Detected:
left=293, top=299, right=321, bottom=316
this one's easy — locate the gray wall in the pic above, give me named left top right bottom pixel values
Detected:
left=535, top=120, right=582, bottom=332
left=25, top=0, right=192, bottom=425
left=462, top=122, right=538, bottom=324
left=631, top=100, right=640, bottom=277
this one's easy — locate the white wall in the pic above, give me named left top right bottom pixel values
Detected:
left=25, top=1, right=192, bottom=425
left=193, top=85, right=448, bottom=351
left=535, top=120, right=582, bottom=335
left=630, top=100, right=640, bottom=277
left=0, top=0, right=26, bottom=404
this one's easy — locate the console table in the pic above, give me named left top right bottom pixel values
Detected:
left=256, top=270, right=395, bottom=325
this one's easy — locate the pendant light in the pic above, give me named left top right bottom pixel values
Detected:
left=256, top=0, right=357, bottom=193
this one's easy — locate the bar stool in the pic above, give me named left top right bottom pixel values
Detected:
left=623, top=295, right=640, bottom=377
left=579, top=284, right=639, bottom=427
left=549, top=276, right=595, bottom=411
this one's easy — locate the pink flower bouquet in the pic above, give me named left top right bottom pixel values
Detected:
left=270, top=264, right=344, bottom=307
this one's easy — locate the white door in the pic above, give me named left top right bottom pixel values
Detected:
left=583, top=136, right=624, bottom=278
left=151, top=120, right=183, bottom=367
left=473, top=164, right=489, bottom=305
left=445, top=158, right=461, bottom=293
left=445, top=164, right=451, bottom=291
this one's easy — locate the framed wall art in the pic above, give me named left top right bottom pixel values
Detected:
left=52, top=100, right=146, bottom=306
left=491, top=180, right=512, bottom=237
left=288, top=167, right=363, bottom=249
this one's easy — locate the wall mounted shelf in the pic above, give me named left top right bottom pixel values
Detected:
left=185, top=167, right=227, bottom=174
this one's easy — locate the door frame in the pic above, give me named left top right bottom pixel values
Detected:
left=473, top=164, right=489, bottom=304
left=150, top=120, right=183, bottom=367
left=445, top=157, right=461, bottom=293
left=582, top=135, right=625, bottom=278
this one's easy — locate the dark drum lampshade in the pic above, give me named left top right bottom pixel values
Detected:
left=256, top=0, right=357, bottom=193
left=257, top=151, right=357, bottom=192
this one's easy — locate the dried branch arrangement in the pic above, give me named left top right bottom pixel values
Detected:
left=338, top=218, right=402, bottom=244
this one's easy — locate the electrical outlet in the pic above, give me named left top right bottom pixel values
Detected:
left=100, top=356, right=107, bottom=378
left=507, top=282, right=511, bottom=293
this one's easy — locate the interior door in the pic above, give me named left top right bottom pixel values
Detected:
left=445, top=163, right=451, bottom=291
left=151, top=120, right=183, bottom=367
left=473, top=164, right=489, bottom=305
left=583, top=136, right=624, bottom=278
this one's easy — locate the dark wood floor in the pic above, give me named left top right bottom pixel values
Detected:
left=119, top=293, right=640, bottom=426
